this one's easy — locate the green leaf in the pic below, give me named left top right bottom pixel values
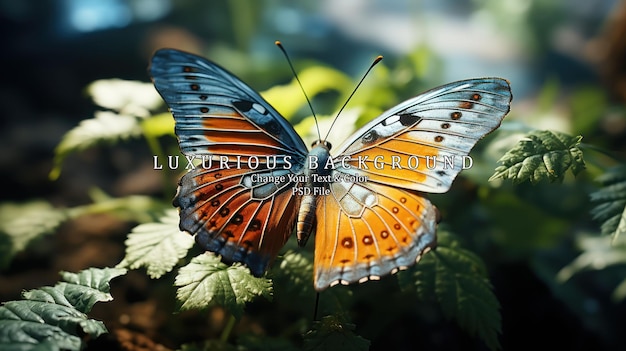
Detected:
left=79, top=188, right=166, bottom=223
left=0, top=314, right=83, bottom=351
left=271, top=250, right=315, bottom=297
left=303, top=315, right=370, bottom=351
left=557, top=233, right=626, bottom=301
left=262, top=65, right=352, bottom=120
left=50, top=111, right=143, bottom=180
left=0, top=201, right=69, bottom=269
left=398, top=232, right=501, bottom=351
left=0, top=267, right=126, bottom=350
left=175, top=254, right=272, bottom=318
left=87, top=79, right=162, bottom=117
left=489, top=130, right=585, bottom=184
left=557, top=234, right=626, bottom=282
left=55, top=267, right=127, bottom=312
left=117, top=209, right=194, bottom=278
left=140, top=112, right=176, bottom=139
left=590, top=165, right=626, bottom=241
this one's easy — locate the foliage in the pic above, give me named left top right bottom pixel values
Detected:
left=0, top=191, right=163, bottom=270
left=50, top=111, right=143, bottom=181
left=556, top=166, right=626, bottom=303
left=175, top=254, right=273, bottom=319
left=489, top=130, right=585, bottom=184
left=0, top=268, right=126, bottom=351
left=262, top=65, right=353, bottom=120
left=0, top=201, right=69, bottom=269
left=4, top=40, right=625, bottom=350
left=557, top=234, right=626, bottom=301
left=49, top=79, right=173, bottom=180
left=399, top=232, right=501, bottom=351
left=589, top=165, right=626, bottom=241
left=271, top=250, right=315, bottom=299
left=117, top=209, right=194, bottom=279
left=303, top=315, right=370, bottom=351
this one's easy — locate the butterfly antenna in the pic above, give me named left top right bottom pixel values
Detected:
left=323, top=55, right=383, bottom=142
left=275, top=41, right=322, bottom=141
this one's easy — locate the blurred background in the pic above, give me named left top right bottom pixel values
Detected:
left=2, top=0, right=626, bottom=350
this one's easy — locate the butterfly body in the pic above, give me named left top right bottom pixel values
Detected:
left=295, top=141, right=333, bottom=246
left=150, top=49, right=512, bottom=291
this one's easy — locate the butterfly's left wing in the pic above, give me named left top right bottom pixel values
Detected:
left=174, top=164, right=300, bottom=276
left=151, top=49, right=308, bottom=161
left=333, top=78, right=512, bottom=193
left=150, top=49, right=308, bottom=276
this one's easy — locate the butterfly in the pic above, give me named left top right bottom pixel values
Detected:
left=150, top=48, right=512, bottom=291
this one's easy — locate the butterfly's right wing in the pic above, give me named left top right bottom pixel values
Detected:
left=314, top=180, right=437, bottom=291
left=312, top=78, right=511, bottom=290
left=333, top=78, right=512, bottom=193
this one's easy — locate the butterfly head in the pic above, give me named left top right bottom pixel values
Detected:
left=311, top=139, right=332, bottom=151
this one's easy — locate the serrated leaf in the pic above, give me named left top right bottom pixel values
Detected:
left=489, top=130, right=585, bottom=184
left=590, top=166, right=626, bottom=241
left=0, top=267, right=125, bottom=350
left=175, top=254, right=272, bottom=318
left=0, top=201, right=69, bottom=269
left=398, top=232, right=501, bottom=351
left=55, top=267, right=127, bottom=312
left=0, top=317, right=82, bottom=351
left=117, top=209, right=194, bottom=278
left=303, top=315, right=370, bottom=351
left=0, top=301, right=105, bottom=337
left=21, top=268, right=126, bottom=314
left=50, top=111, right=143, bottom=180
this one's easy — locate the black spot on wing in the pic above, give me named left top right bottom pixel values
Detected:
left=399, top=113, right=421, bottom=126
left=233, top=100, right=254, bottom=112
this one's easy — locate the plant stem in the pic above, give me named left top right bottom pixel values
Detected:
left=220, top=314, right=237, bottom=343
left=579, top=142, right=625, bottom=163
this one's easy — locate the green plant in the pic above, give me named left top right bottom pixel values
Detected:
left=2, top=49, right=624, bottom=350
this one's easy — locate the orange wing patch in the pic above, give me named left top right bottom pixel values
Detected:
left=176, top=165, right=299, bottom=276
left=174, top=106, right=291, bottom=159
left=313, top=181, right=437, bottom=291
left=342, top=132, right=461, bottom=192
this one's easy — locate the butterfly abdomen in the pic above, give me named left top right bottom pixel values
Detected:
left=296, top=144, right=333, bottom=247
left=296, top=194, right=317, bottom=246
